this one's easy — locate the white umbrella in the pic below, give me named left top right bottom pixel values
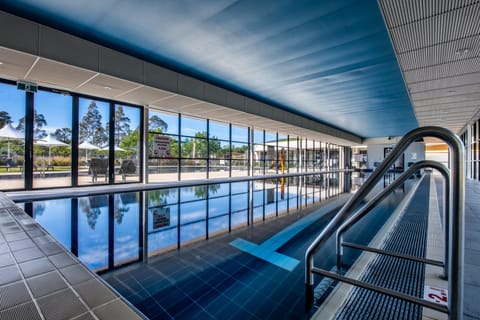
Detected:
left=35, top=135, right=69, bottom=165
left=0, top=124, right=24, bottom=158
left=101, top=145, right=126, bottom=152
left=79, top=141, right=100, bottom=162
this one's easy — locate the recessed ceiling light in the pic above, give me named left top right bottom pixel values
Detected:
left=103, top=86, right=112, bottom=90
left=0, top=61, right=3, bottom=65
left=455, top=48, right=470, bottom=55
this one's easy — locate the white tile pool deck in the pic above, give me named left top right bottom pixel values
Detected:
left=0, top=192, right=146, bottom=320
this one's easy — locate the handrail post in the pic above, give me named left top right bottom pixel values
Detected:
left=305, top=126, right=464, bottom=319
left=448, top=137, right=464, bottom=320
left=335, top=161, right=450, bottom=274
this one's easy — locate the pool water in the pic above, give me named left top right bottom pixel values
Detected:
left=20, top=174, right=350, bottom=272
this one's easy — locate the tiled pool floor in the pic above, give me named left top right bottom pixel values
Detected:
left=100, top=178, right=411, bottom=320
left=101, top=198, right=348, bottom=320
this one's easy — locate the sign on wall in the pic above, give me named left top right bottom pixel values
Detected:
left=151, top=135, right=171, bottom=158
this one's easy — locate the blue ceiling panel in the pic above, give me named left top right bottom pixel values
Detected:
left=0, top=0, right=418, bottom=139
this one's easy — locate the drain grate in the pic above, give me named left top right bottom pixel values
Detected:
left=336, top=175, right=431, bottom=320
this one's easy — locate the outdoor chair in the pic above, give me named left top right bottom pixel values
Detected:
left=119, top=160, right=136, bottom=181
left=89, top=158, right=108, bottom=182
left=6, top=158, right=18, bottom=172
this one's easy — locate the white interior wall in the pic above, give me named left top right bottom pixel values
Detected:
left=366, top=141, right=425, bottom=171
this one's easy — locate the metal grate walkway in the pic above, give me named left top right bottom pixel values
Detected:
left=336, top=174, right=431, bottom=320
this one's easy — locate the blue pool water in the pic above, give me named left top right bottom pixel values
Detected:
left=15, top=173, right=419, bottom=319
left=20, top=174, right=350, bottom=272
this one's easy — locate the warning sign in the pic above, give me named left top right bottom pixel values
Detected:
left=424, top=285, right=448, bottom=306
left=151, top=135, right=171, bottom=158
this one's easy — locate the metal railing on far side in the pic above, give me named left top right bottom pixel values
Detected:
left=305, top=126, right=465, bottom=319
left=336, top=160, right=450, bottom=278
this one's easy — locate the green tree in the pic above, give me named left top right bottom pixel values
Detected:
left=209, top=137, right=223, bottom=157
left=54, top=128, right=72, bottom=144
left=120, top=129, right=140, bottom=157
left=181, top=131, right=212, bottom=158
left=114, top=106, right=131, bottom=146
left=17, top=110, right=48, bottom=139
left=80, top=101, right=107, bottom=146
left=0, top=111, right=12, bottom=128
left=149, top=115, right=168, bottom=133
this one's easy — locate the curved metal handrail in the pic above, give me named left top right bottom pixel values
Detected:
left=335, top=160, right=450, bottom=276
left=305, top=126, right=464, bottom=319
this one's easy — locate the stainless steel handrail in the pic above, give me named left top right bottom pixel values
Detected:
left=336, top=160, right=450, bottom=277
left=305, top=126, right=464, bottom=319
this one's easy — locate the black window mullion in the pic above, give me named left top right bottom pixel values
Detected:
left=178, top=114, right=181, bottom=181
left=139, top=107, right=145, bottom=183
left=229, top=123, right=232, bottom=178
left=71, top=96, right=79, bottom=186
left=108, top=103, right=115, bottom=183
left=25, top=92, right=34, bottom=190
left=177, top=188, right=181, bottom=248
left=206, top=186, right=209, bottom=240
left=206, top=119, right=210, bottom=179
left=138, top=191, right=144, bottom=262
left=71, top=198, right=79, bottom=256
left=108, top=194, right=115, bottom=269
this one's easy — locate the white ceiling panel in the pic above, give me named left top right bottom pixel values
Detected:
left=388, top=2, right=480, bottom=53
left=76, top=74, right=139, bottom=99
left=404, top=57, right=480, bottom=83
left=411, top=83, right=480, bottom=100
left=27, top=58, right=97, bottom=90
left=380, top=0, right=480, bottom=136
left=0, top=46, right=37, bottom=79
left=408, top=73, right=480, bottom=93
left=151, top=95, right=200, bottom=109
left=116, top=85, right=175, bottom=105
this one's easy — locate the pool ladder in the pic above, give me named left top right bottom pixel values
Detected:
left=305, top=126, right=465, bottom=319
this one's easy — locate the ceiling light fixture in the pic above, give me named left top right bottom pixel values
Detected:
left=455, top=47, right=470, bottom=56
left=103, top=86, right=112, bottom=90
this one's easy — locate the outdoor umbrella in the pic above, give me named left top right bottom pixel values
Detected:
left=0, top=123, right=24, bottom=158
left=79, top=141, right=100, bottom=161
left=35, top=135, right=69, bottom=166
left=101, top=145, right=126, bottom=152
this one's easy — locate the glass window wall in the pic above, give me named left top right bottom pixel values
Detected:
left=147, top=110, right=179, bottom=182
left=209, top=120, right=230, bottom=178
left=0, top=79, right=353, bottom=191
left=78, top=98, right=110, bottom=186
left=0, top=82, right=26, bottom=190
left=33, top=90, right=72, bottom=188
left=114, top=104, right=141, bottom=183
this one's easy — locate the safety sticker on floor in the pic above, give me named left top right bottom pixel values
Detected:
left=424, top=285, right=448, bottom=306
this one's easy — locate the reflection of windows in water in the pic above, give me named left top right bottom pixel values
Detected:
left=88, top=195, right=108, bottom=208
left=120, top=192, right=138, bottom=205
left=152, top=207, right=170, bottom=229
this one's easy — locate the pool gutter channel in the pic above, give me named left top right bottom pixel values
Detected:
left=311, top=174, right=427, bottom=319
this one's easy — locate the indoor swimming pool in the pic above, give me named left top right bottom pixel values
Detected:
left=17, top=173, right=353, bottom=272
left=13, top=173, right=417, bottom=319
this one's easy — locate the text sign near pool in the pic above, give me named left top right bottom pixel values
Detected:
left=153, top=207, right=170, bottom=229
left=151, top=135, right=171, bottom=158
left=424, top=285, right=448, bottom=306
